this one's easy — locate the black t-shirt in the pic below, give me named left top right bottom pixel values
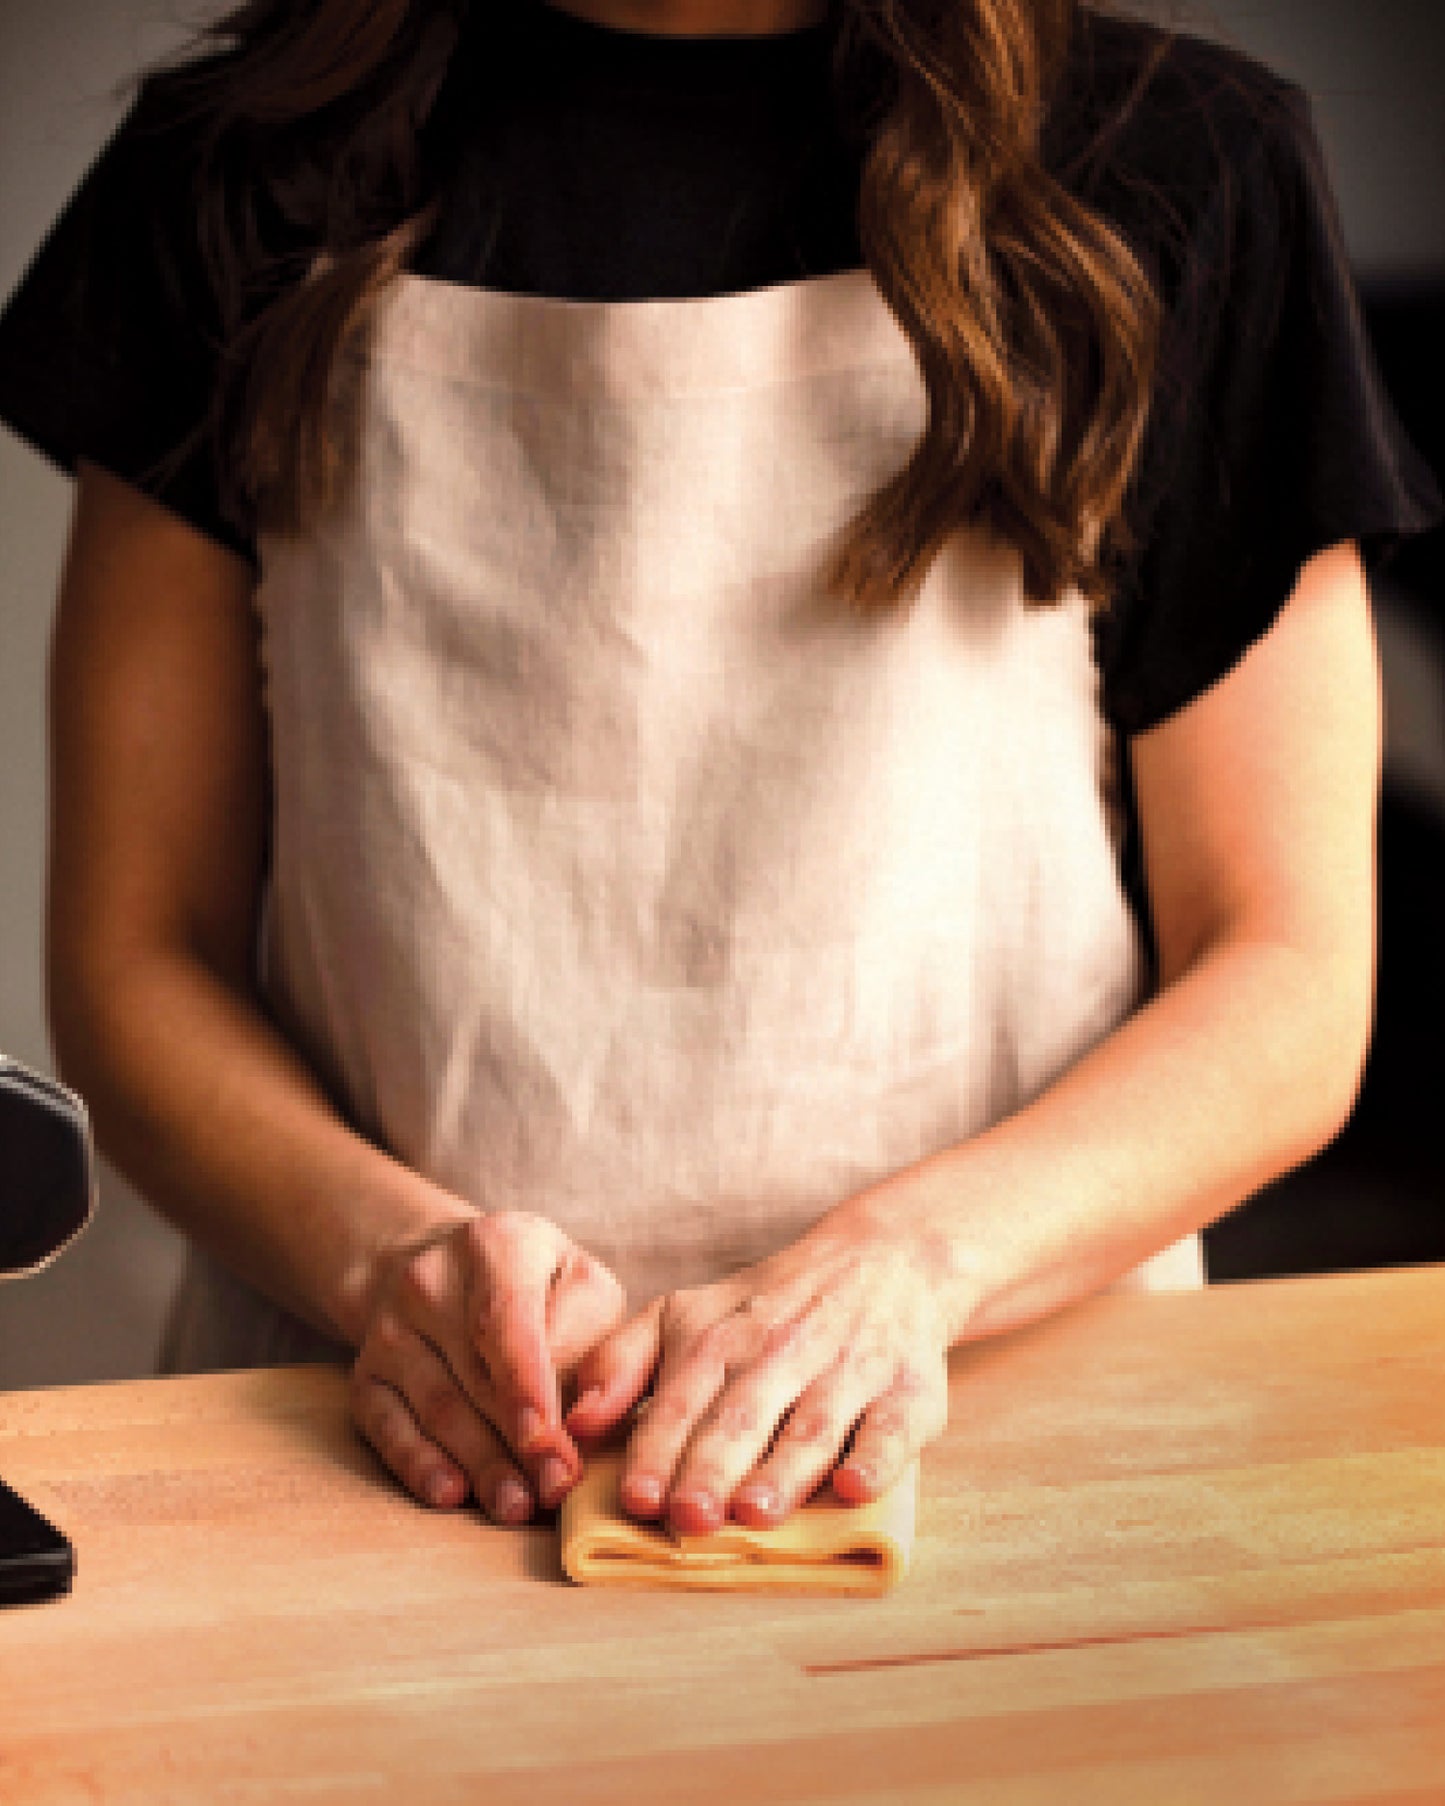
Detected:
left=0, top=2, right=1438, bottom=728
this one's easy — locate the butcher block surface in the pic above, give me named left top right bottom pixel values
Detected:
left=2, top=1264, right=1442, bottom=1802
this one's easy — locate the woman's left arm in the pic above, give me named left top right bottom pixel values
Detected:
left=565, top=539, right=1381, bottom=1533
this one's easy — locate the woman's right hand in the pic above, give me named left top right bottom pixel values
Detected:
left=349, top=1209, right=627, bottom=1525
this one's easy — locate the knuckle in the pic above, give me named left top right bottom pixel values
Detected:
left=761, top=1312, right=810, bottom=1362
left=781, top=1405, right=833, bottom=1446
left=646, top=1388, right=696, bottom=1431
left=413, top=1382, right=464, bottom=1442
left=710, top=1396, right=761, bottom=1440
left=659, top=1287, right=704, bottom=1337
left=866, top=1400, right=909, bottom=1438
left=735, top=1290, right=785, bottom=1336
left=370, top=1311, right=408, bottom=1360
left=695, top=1314, right=754, bottom=1375
left=694, top=1318, right=735, bottom=1365
left=398, top=1255, right=445, bottom=1316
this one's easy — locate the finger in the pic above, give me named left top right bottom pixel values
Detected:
left=831, top=1365, right=948, bottom=1505
left=365, top=1323, right=538, bottom=1526
left=466, top=1217, right=574, bottom=1474
left=349, top=1366, right=470, bottom=1513
left=615, top=1310, right=743, bottom=1524
left=548, top=1246, right=628, bottom=1371
left=564, top=1297, right=663, bottom=1443
left=381, top=1249, right=542, bottom=1509
left=728, top=1356, right=876, bottom=1526
left=667, top=1308, right=841, bottom=1534
left=386, top=1238, right=497, bottom=1425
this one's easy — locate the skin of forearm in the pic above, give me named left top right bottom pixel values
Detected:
left=845, top=928, right=1373, bottom=1349
left=46, top=946, right=476, bottom=1348
left=46, top=924, right=1364, bottom=1388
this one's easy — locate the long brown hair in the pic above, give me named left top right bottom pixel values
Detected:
left=123, top=0, right=1163, bottom=612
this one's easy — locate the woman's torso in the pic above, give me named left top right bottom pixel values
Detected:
left=160, top=0, right=1207, bottom=1374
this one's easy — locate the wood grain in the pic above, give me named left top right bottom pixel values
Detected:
left=2, top=1265, right=1442, bottom=1802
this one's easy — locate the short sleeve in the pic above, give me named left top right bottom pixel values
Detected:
left=0, top=85, right=259, bottom=573
left=1093, top=72, right=1444, bottom=736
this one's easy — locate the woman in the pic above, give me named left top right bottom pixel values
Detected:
left=0, top=0, right=1437, bottom=1539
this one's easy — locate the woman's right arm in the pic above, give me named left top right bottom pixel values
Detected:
left=46, top=461, right=618, bottom=1518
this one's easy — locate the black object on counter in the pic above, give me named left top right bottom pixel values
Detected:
left=0, top=1055, right=95, bottom=1278
left=0, top=1053, right=95, bottom=1606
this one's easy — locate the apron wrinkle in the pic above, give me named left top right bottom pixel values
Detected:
left=162, top=265, right=1202, bottom=1372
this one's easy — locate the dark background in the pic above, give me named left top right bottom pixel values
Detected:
left=1205, top=283, right=1445, bottom=1280
left=1124, top=0, right=1445, bottom=1281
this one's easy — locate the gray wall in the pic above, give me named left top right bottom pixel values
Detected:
left=1164, top=0, right=1444, bottom=282
left=2, top=0, right=1442, bottom=1388
left=0, top=2, right=205, bottom=1388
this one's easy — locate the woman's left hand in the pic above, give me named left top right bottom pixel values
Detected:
left=561, top=1214, right=956, bottom=1534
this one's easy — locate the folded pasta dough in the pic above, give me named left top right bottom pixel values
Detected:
left=559, top=1449, right=918, bottom=1595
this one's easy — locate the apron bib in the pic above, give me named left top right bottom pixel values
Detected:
left=158, top=264, right=1201, bottom=1375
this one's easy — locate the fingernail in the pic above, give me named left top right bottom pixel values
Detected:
left=538, top=1457, right=573, bottom=1509
left=427, top=1469, right=457, bottom=1508
left=518, top=1406, right=546, bottom=1451
left=670, top=1488, right=720, bottom=1533
left=838, top=1461, right=874, bottom=1498
left=494, top=1475, right=532, bottom=1523
left=625, top=1471, right=663, bottom=1515
left=569, top=1387, right=602, bottom=1421
left=734, top=1482, right=777, bottom=1519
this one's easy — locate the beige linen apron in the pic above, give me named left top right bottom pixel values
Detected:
left=157, top=264, right=1202, bottom=1376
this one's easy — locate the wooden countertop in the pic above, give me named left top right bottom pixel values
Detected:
left=2, top=1265, right=1443, bottom=1802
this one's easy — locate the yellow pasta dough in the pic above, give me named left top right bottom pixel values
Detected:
left=559, top=1448, right=918, bottom=1596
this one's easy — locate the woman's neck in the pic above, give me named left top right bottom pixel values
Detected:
left=536, top=0, right=831, bottom=38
